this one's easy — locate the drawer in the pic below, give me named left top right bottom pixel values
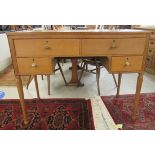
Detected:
left=81, top=38, right=146, bottom=56
left=147, top=48, right=154, bottom=56
left=145, top=56, right=153, bottom=68
left=150, top=31, right=155, bottom=40
left=14, top=39, right=80, bottom=57
left=149, top=40, right=155, bottom=49
left=17, top=58, right=52, bottom=75
left=111, top=56, right=143, bottom=72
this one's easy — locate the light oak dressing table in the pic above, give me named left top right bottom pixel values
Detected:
left=7, top=30, right=149, bottom=124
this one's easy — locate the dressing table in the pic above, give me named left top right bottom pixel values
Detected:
left=7, top=30, right=149, bottom=124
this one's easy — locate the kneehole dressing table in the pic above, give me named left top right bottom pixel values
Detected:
left=7, top=30, right=149, bottom=124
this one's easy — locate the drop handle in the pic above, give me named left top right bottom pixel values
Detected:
left=31, top=62, right=37, bottom=67
left=44, top=45, right=51, bottom=49
left=124, top=61, right=131, bottom=66
left=111, top=40, right=117, bottom=48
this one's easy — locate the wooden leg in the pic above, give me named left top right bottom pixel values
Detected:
left=132, top=73, right=143, bottom=120
left=26, top=75, right=33, bottom=89
left=79, top=63, right=86, bottom=82
left=57, top=61, right=68, bottom=86
left=69, top=58, right=84, bottom=86
left=116, top=73, right=122, bottom=97
left=34, top=75, right=40, bottom=99
left=16, top=75, right=28, bottom=124
left=47, top=75, right=50, bottom=95
left=86, top=64, right=88, bottom=70
left=112, top=74, right=118, bottom=87
left=96, top=65, right=101, bottom=96
left=80, top=61, right=84, bottom=68
left=69, top=58, right=79, bottom=84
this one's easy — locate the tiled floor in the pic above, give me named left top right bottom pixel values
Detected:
left=1, top=61, right=155, bottom=129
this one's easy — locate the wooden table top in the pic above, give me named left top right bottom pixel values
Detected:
left=7, top=29, right=149, bottom=36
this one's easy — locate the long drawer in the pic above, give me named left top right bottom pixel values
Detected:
left=111, top=56, right=143, bottom=72
left=17, top=58, right=52, bottom=75
left=81, top=38, right=146, bottom=56
left=14, top=39, right=80, bottom=57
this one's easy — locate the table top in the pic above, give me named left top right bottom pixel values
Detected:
left=7, top=29, right=149, bottom=36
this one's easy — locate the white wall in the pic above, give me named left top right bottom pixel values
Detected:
left=0, top=33, right=12, bottom=71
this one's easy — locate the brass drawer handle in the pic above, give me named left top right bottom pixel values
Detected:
left=31, top=63, right=37, bottom=67
left=44, top=45, right=51, bottom=49
left=111, top=40, right=117, bottom=48
left=124, top=58, right=131, bottom=67
left=44, top=40, right=51, bottom=49
left=124, top=61, right=131, bottom=66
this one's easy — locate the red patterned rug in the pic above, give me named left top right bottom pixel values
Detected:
left=101, top=93, right=155, bottom=130
left=0, top=98, right=95, bottom=130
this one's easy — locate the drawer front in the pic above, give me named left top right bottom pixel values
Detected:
left=17, top=58, right=52, bottom=75
left=147, top=48, right=154, bottom=56
left=145, top=56, right=153, bottom=68
left=111, top=56, right=143, bottom=72
left=150, top=31, right=155, bottom=40
left=149, top=40, right=155, bottom=49
left=14, top=39, right=80, bottom=57
left=81, top=38, right=146, bottom=56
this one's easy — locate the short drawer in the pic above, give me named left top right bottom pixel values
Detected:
left=149, top=40, right=155, bottom=49
left=147, top=48, right=154, bottom=56
left=81, top=38, right=146, bottom=56
left=111, top=56, right=143, bottom=72
left=14, top=39, right=80, bottom=57
left=150, top=31, right=155, bottom=40
left=145, top=56, right=153, bottom=68
left=17, top=58, right=52, bottom=75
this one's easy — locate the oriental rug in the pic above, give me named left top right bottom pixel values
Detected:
left=101, top=93, right=155, bottom=130
left=0, top=98, right=95, bottom=130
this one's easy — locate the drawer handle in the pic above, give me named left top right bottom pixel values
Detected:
left=111, top=40, right=117, bottom=48
left=124, top=61, right=131, bottom=67
left=44, top=45, right=51, bottom=49
left=31, top=63, right=37, bottom=67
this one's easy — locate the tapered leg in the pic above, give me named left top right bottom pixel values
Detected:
left=86, top=64, right=88, bottom=70
left=132, top=73, right=143, bottom=120
left=57, top=61, right=68, bottom=86
left=34, top=75, right=40, bottom=98
left=26, top=75, right=33, bottom=89
left=116, top=73, right=122, bottom=97
left=96, top=65, right=101, bottom=96
left=112, top=74, right=118, bottom=87
left=78, top=63, right=86, bottom=82
left=16, top=75, right=28, bottom=124
left=47, top=75, right=50, bottom=95
left=80, top=61, right=84, bottom=68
